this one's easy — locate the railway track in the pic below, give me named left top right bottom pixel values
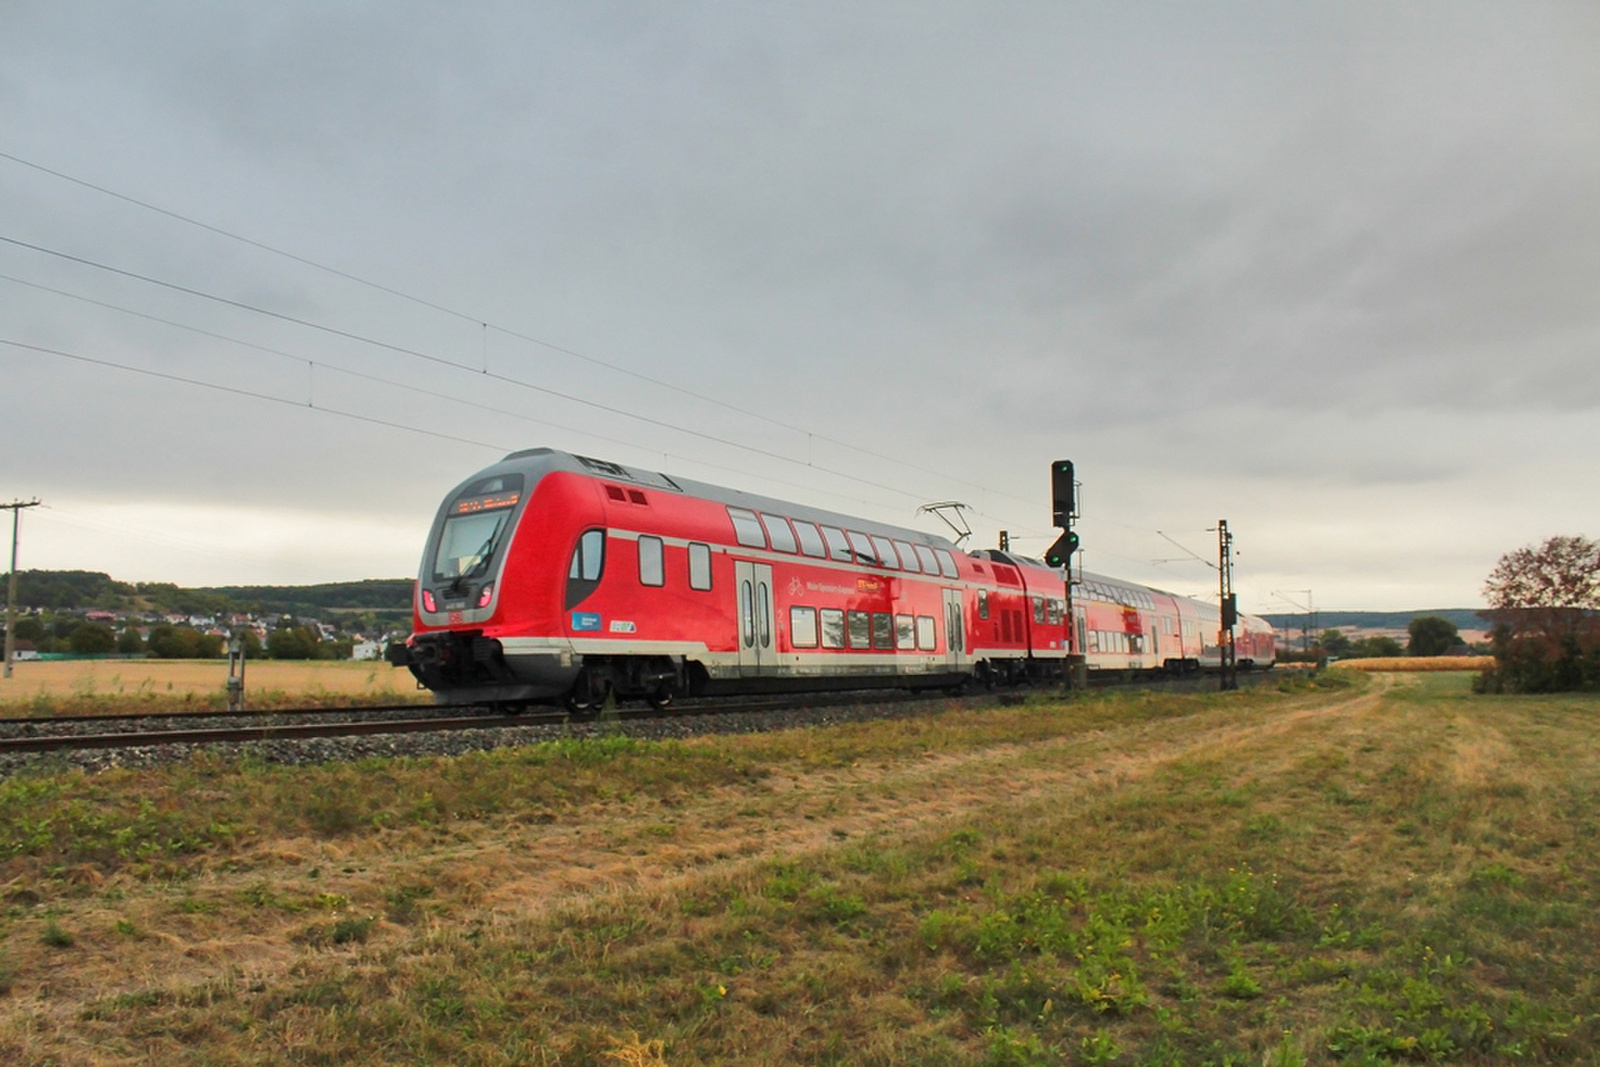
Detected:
left=0, top=690, right=947, bottom=756
left=0, top=670, right=1277, bottom=760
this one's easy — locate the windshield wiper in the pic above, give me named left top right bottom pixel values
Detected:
left=448, top=536, right=498, bottom=592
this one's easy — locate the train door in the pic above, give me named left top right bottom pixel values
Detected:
left=735, top=561, right=775, bottom=673
left=942, top=588, right=965, bottom=668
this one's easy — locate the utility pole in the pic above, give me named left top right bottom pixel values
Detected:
left=3, top=499, right=42, bottom=680
left=1217, top=518, right=1237, bottom=691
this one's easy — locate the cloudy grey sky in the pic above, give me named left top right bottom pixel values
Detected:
left=2, top=1, right=1597, bottom=613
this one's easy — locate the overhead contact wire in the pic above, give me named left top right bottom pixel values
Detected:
left=0, top=149, right=1040, bottom=511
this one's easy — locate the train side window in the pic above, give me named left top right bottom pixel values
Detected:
left=728, top=507, right=767, bottom=549
left=793, top=521, right=827, bottom=558
left=790, top=606, right=819, bottom=648
left=935, top=549, right=960, bottom=579
left=895, top=614, right=915, bottom=650
left=870, top=535, right=900, bottom=569
left=978, top=589, right=989, bottom=620
left=916, top=615, right=937, bottom=651
left=1032, top=597, right=1046, bottom=624
left=892, top=540, right=921, bottom=572
left=638, top=535, right=664, bottom=587
left=846, top=531, right=876, bottom=566
left=847, top=610, right=871, bottom=649
left=821, top=525, right=852, bottom=562
left=761, top=514, right=798, bottom=553
left=688, top=542, right=712, bottom=591
left=914, top=545, right=940, bottom=574
left=820, top=608, right=845, bottom=649
left=564, top=528, right=606, bottom=609
left=873, top=613, right=895, bottom=650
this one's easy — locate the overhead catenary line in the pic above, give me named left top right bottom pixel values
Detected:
left=2, top=149, right=1242, bottom=561
left=0, top=148, right=1041, bottom=512
left=0, top=334, right=951, bottom=521
left=0, top=337, right=509, bottom=452
left=0, top=234, right=965, bottom=511
left=0, top=269, right=967, bottom=517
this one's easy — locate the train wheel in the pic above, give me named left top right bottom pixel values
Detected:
left=646, top=685, right=675, bottom=711
left=564, top=671, right=608, bottom=720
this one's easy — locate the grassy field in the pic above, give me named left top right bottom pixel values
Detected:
left=0, top=659, right=427, bottom=715
left=2, top=671, right=1598, bottom=1064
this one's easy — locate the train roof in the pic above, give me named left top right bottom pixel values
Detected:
left=478, top=449, right=1273, bottom=632
left=490, top=447, right=966, bottom=550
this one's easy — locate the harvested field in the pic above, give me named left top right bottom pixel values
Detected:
left=0, top=658, right=425, bottom=714
left=1331, top=655, right=1494, bottom=672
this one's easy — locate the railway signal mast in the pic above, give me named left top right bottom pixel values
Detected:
left=1044, top=461, right=1084, bottom=689
left=3, top=498, right=42, bottom=680
left=1217, top=519, right=1238, bottom=691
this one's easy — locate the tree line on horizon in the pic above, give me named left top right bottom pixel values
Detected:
left=2, top=614, right=368, bottom=661
left=0, top=569, right=413, bottom=617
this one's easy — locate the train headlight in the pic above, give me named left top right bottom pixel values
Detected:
left=477, top=583, right=494, bottom=609
left=422, top=589, right=437, bottom=613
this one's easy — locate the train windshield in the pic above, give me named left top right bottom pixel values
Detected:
left=432, top=474, right=523, bottom=582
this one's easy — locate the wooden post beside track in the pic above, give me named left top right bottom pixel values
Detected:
left=226, top=633, right=247, bottom=711
left=2, top=499, right=42, bottom=680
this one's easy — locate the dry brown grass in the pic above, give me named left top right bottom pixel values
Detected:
left=1331, top=655, right=1494, bottom=672
left=0, top=658, right=425, bottom=713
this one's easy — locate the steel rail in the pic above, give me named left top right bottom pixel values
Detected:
left=0, top=701, right=439, bottom=729
left=0, top=712, right=549, bottom=755
left=0, top=690, right=949, bottom=756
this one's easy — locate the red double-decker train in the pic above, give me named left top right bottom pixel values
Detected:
left=389, top=448, right=1275, bottom=710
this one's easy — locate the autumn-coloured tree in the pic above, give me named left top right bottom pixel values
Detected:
left=1477, top=535, right=1600, bottom=692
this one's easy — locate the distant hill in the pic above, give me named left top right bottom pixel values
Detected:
left=2, top=570, right=413, bottom=617
left=1261, top=609, right=1487, bottom=632
left=207, top=579, right=414, bottom=615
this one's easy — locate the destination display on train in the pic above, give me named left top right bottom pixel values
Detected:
left=453, top=492, right=520, bottom=515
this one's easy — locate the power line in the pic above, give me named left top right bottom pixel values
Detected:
left=0, top=264, right=962, bottom=515
left=1, top=149, right=1237, bottom=558
left=0, top=337, right=509, bottom=452
left=0, top=335, right=962, bottom=522
left=0, top=148, right=1042, bottom=512
left=0, top=233, right=965, bottom=510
